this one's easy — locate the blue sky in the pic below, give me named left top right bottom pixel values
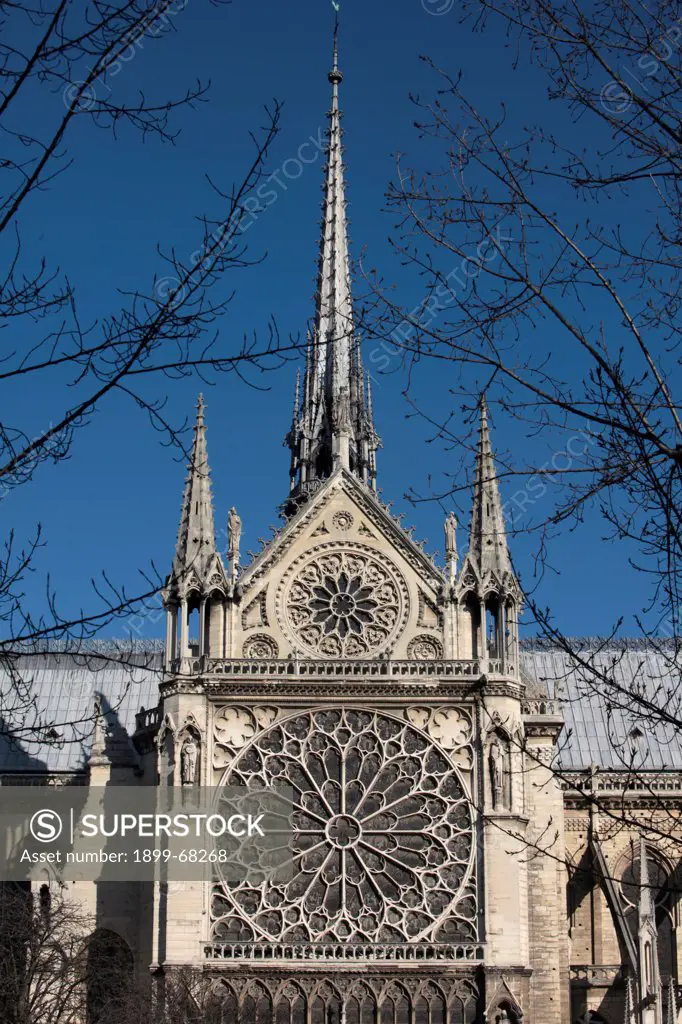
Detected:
left=3, top=0, right=654, bottom=640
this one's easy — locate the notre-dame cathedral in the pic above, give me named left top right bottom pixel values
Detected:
left=2, top=31, right=681, bottom=1024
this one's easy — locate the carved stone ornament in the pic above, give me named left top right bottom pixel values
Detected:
left=214, top=707, right=256, bottom=749
left=242, top=633, right=278, bottom=659
left=213, top=705, right=279, bottom=770
left=406, top=707, right=473, bottom=752
left=332, top=510, right=354, bottom=532
left=278, top=543, right=408, bottom=658
left=213, top=708, right=478, bottom=944
left=407, top=634, right=443, bottom=660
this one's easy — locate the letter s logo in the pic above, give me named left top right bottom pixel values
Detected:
left=30, top=809, right=63, bottom=843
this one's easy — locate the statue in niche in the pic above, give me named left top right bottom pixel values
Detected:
left=488, top=737, right=506, bottom=809
left=228, top=506, right=242, bottom=569
left=180, top=735, right=199, bottom=786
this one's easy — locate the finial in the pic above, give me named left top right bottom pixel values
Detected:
left=196, top=393, right=205, bottom=425
left=329, top=17, right=342, bottom=85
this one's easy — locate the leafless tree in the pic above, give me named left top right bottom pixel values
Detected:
left=360, top=0, right=682, bottom=823
left=0, top=884, right=243, bottom=1024
left=0, top=1, right=294, bottom=749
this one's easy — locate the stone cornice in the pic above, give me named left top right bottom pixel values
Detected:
left=159, top=679, right=524, bottom=700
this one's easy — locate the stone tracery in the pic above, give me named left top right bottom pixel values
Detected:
left=212, top=708, right=477, bottom=946
left=279, top=545, right=408, bottom=658
left=207, top=976, right=478, bottom=1024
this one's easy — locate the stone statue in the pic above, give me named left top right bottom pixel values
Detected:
left=181, top=736, right=199, bottom=785
left=444, top=512, right=458, bottom=579
left=444, top=511, right=457, bottom=556
left=489, top=738, right=504, bottom=809
left=228, top=506, right=242, bottom=566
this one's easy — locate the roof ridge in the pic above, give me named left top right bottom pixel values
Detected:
left=520, top=636, right=680, bottom=652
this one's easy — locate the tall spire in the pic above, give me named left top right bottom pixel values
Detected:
left=171, top=394, right=218, bottom=585
left=467, top=396, right=512, bottom=578
left=285, top=24, right=379, bottom=510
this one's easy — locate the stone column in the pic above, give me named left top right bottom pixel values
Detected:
left=524, top=712, right=569, bottom=1024
left=179, top=597, right=189, bottom=664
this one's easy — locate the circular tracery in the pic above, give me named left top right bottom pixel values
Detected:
left=280, top=546, right=407, bottom=657
left=213, top=708, right=477, bottom=944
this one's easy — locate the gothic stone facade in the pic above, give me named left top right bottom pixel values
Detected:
left=3, top=32, right=682, bottom=1024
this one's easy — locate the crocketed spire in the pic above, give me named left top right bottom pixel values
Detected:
left=171, top=394, right=218, bottom=586
left=285, top=25, right=379, bottom=511
left=467, top=397, right=512, bottom=578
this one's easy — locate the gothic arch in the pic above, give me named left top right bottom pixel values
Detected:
left=486, top=980, right=524, bottom=1024
left=207, top=586, right=226, bottom=657
left=345, top=982, right=377, bottom=1024
left=378, top=981, right=411, bottom=1024
left=617, top=844, right=677, bottom=985
left=415, top=981, right=447, bottom=1024
left=240, top=980, right=273, bottom=1024
left=186, top=589, right=202, bottom=655
left=458, top=591, right=480, bottom=660
left=310, top=981, right=343, bottom=1024
left=207, top=980, right=238, bottom=1022
left=448, top=982, right=479, bottom=1024
left=273, top=980, right=306, bottom=1024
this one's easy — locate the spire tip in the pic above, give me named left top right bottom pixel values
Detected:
left=329, top=15, right=342, bottom=84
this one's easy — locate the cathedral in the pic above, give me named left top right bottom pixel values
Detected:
left=2, top=31, right=682, bottom=1024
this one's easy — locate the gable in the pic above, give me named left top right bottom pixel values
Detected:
left=235, top=471, right=444, bottom=661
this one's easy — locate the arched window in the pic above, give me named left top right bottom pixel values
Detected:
left=206, top=982, right=238, bottom=1024
left=274, top=982, right=306, bottom=1024
left=415, top=982, right=447, bottom=1024
left=310, top=982, right=343, bottom=1024
left=241, top=981, right=272, bottom=1024
left=187, top=594, right=201, bottom=657
left=620, top=849, right=676, bottom=985
left=315, top=445, right=333, bottom=480
left=86, top=929, right=133, bottom=1024
left=345, top=983, right=376, bottom=1024
left=379, top=983, right=411, bottom=1024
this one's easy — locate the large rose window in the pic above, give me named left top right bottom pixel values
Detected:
left=279, top=546, right=408, bottom=657
left=212, top=709, right=477, bottom=945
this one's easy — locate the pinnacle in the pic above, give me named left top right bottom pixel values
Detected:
left=171, top=394, right=217, bottom=586
left=467, top=396, right=513, bottom=579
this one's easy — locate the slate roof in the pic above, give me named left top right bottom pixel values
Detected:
left=1, top=638, right=680, bottom=774
left=0, top=642, right=163, bottom=774
left=521, top=637, right=682, bottom=771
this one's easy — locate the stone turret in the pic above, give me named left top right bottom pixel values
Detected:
left=164, top=395, right=229, bottom=668
left=451, top=397, right=521, bottom=672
